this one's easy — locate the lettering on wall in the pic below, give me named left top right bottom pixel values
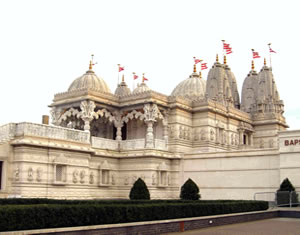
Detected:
left=284, top=139, right=300, bottom=146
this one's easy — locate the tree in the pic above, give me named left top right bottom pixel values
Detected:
left=129, top=178, right=150, bottom=200
left=180, top=178, right=200, bottom=200
left=277, top=178, right=298, bottom=207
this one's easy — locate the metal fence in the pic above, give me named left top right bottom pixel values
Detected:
left=254, top=191, right=300, bottom=207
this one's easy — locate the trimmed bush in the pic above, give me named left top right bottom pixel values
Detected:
left=129, top=178, right=150, bottom=200
left=277, top=178, right=299, bottom=207
left=0, top=200, right=268, bottom=232
left=180, top=178, right=200, bottom=200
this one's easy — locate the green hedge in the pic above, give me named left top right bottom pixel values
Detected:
left=0, top=200, right=268, bottom=232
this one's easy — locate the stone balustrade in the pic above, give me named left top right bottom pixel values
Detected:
left=0, top=123, right=16, bottom=142
left=0, top=122, right=90, bottom=144
left=91, top=136, right=119, bottom=150
left=155, top=139, right=168, bottom=150
left=120, top=139, right=145, bottom=150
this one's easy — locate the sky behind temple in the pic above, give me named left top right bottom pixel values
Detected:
left=0, top=0, right=300, bottom=129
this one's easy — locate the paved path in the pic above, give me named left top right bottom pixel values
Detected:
left=162, top=218, right=300, bottom=235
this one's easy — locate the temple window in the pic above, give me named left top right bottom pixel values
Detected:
left=54, top=164, right=67, bottom=184
left=99, top=161, right=111, bottom=186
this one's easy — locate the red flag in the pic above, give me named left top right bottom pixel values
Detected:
left=193, top=57, right=202, bottom=64
left=118, top=66, right=124, bottom=72
left=201, top=63, right=208, bottom=70
left=226, top=48, right=233, bottom=54
left=269, top=47, right=276, bottom=53
left=223, top=43, right=230, bottom=50
left=252, top=50, right=261, bottom=59
left=133, top=74, right=138, bottom=80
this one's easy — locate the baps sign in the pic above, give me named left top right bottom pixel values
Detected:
left=284, top=139, right=300, bottom=146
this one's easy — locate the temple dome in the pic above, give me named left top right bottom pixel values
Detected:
left=132, top=82, right=150, bottom=94
left=68, top=69, right=111, bottom=93
left=114, top=76, right=131, bottom=96
left=171, top=67, right=206, bottom=99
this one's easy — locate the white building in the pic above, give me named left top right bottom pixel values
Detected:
left=0, top=56, right=299, bottom=200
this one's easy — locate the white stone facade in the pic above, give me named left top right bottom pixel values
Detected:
left=0, top=58, right=299, bottom=200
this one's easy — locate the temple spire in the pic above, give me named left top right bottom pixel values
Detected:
left=264, top=58, right=267, bottom=66
left=122, top=74, right=125, bottom=82
left=251, top=60, right=255, bottom=70
left=193, top=64, right=197, bottom=73
left=216, top=54, right=219, bottom=62
left=224, top=55, right=227, bottom=65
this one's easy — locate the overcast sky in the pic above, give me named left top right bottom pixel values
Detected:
left=0, top=0, right=299, bottom=129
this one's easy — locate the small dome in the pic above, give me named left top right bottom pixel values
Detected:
left=115, top=78, right=131, bottom=96
left=171, top=69, right=206, bottom=100
left=68, top=69, right=111, bottom=93
left=132, top=82, right=150, bottom=94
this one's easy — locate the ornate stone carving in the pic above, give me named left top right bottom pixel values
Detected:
left=28, top=167, right=33, bottom=181
left=140, top=174, right=145, bottom=181
left=260, top=139, right=265, bottom=148
left=124, top=176, right=129, bottom=185
left=80, top=170, right=85, bottom=183
left=73, top=170, right=79, bottom=183
left=37, top=167, right=42, bottom=182
left=210, top=129, right=215, bottom=141
left=89, top=172, right=94, bottom=184
left=50, top=107, right=62, bottom=125
left=14, top=167, right=19, bottom=181
left=80, top=100, right=96, bottom=131
left=152, top=173, right=156, bottom=185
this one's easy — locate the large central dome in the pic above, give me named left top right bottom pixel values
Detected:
left=68, top=66, right=111, bottom=93
left=171, top=65, right=206, bottom=100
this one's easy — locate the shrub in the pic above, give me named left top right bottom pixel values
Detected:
left=129, top=178, right=150, bottom=200
left=277, top=178, right=299, bottom=207
left=0, top=200, right=268, bottom=232
left=180, top=178, right=200, bottom=200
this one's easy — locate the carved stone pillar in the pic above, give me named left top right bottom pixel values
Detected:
left=80, top=100, right=95, bottom=132
left=163, top=124, right=168, bottom=143
left=145, top=121, right=154, bottom=148
left=250, top=133, right=254, bottom=146
left=116, top=126, right=122, bottom=141
left=239, top=129, right=244, bottom=145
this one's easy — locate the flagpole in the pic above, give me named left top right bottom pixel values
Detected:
left=268, top=43, right=272, bottom=69
left=117, top=64, right=120, bottom=85
left=221, top=40, right=225, bottom=58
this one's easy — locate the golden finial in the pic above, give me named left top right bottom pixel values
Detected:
left=224, top=55, right=227, bottom=64
left=216, top=54, right=219, bottom=62
left=264, top=58, right=266, bottom=66
left=199, top=71, right=202, bottom=78
left=122, top=74, right=125, bottom=82
left=193, top=64, right=197, bottom=73
left=251, top=60, right=255, bottom=70
left=89, top=54, right=95, bottom=70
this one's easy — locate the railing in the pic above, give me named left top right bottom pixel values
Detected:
left=91, top=137, right=119, bottom=150
left=0, top=122, right=90, bottom=143
left=155, top=139, right=167, bottom=150
left=0, top=123, right=16, bottom=142
left=120, top=139, right=145, bottom=150
left=254, top=191, right=300, bottom=207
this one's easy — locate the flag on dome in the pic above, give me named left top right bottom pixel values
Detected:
left=193, top=57, right=202, bottom=64
left=133, top=73, right=138, bottom=80
left=222, top=40, right=233, bottom=55
left=118, top=65, right=125, bottom=72
left=201, top=63, right=208, bottom=70
left=268, top=43, right=276, bottom=53
left=252, top=49, right=261, bottom=59
left=142, top=73, right=148, bottom=82
left=225, top=48, right=233, bottom=54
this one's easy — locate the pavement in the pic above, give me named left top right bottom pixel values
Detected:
left=162, top=218, right=300, bottom=235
